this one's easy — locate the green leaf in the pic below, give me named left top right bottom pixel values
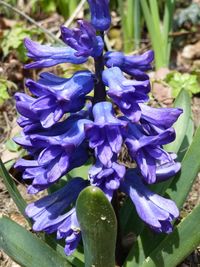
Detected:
left=0, top=24, right=40, bottom=61
left=69, top=159, right=92, bottom=180
left=167, top=125, right=200, bottom=209
left=123, top=230, right=156, bottom=267
left=120, top=198, right=144, bottom=236
left=0, top=217, right=72, bottom=267
left=44, top=235, right=84, bottom=267
left=177, top=116, right=194, bottom=161
left=0, top=78, right=17, bottom=105
left=165, top=89, right=191, bottom=154
left=40, top=0, right=56, bottom=13
left=140, top=0, right=172, bottom=68
left=0, top=82, right=9, bottom=104
left=165, top=71, right=200, bottom=98
left=126, top=204, right=200, bottom=267
left=0, top=159, right=27, bottom=219
left=76, top=186, right=117, bottom=267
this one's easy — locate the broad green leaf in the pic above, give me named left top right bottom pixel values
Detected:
left=126, top=204, right=200, bottom=267
left=165, top=89, right=191, bottom=153
left=124, top=230, right=158, bottom=267
left=0, top=217, right=72, bottom=267
left=167, top=125, right=200, bottom=208
left=120, top=198, right=144, bottom=236
left=44, top=235, right=84, bottom=267
left=0, top=159, right=27, bottom=219
left=76, top=186, right=117, bottom=267
left=177, top=116, right=194, bottom=161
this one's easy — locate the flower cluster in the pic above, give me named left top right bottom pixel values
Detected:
left=15, top=0, right=182, bottom=256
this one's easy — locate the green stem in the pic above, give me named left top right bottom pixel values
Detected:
left=140, top=0, right=170, bottom=69
left=163, top=0, right=176, bottom=65
left=134, top=0, right=141, bottom=50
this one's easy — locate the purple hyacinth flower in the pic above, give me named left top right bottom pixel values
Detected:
left=87, top=0, right=111, bottom=31
left=24, top=38, right=87, bottom=69
left=25, top=71, right=94, bottom=128
left=14, top=133, right=43, bottom=155
left=14, top=118, right=91, bottom=192
left=32, top=119, right=91, bottom=180
left=120, top=170, right=179, bottom=233
left=57, top=208, right=81, bottom=255
left=13, top=111, right=88, bottom=153
left=16, top=116, right=42, bottom=134
left=15, top=92, right=49, bottom=134
left=15, top=145, right=89, bottom=194
left=104, top=50, right=154, bottom=80
left=103, top=67, right=150, bottom=122
left=26, top=178, right=88, bottom=255
left=61, top=20, right=104, bottom=58
left=155, top=153, right=181, bottom=182
left=15, top=159, right=53, bottom=194
left=85, top=101, right=127, bottom=166
left=89, top=159, right=126, bottom=200
left=15, top=93, right=38, bottom=130
left=15, top=91, right=91, bottom=134
left=125, top=123, right=176, bottom=184
left=139, top=104, right=183, bottom=134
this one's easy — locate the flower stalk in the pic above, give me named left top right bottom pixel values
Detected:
left=93, top=31, right=106, bottom=104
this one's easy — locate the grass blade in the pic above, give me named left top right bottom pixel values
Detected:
left=0, top=159, right=27, bottom=218
left=167, top=125, right=200, bottom=208
left=163, top=0, right=175, bottom=63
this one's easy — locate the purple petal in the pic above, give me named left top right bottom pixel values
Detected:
left=24, top=38, right=87, bottom=69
